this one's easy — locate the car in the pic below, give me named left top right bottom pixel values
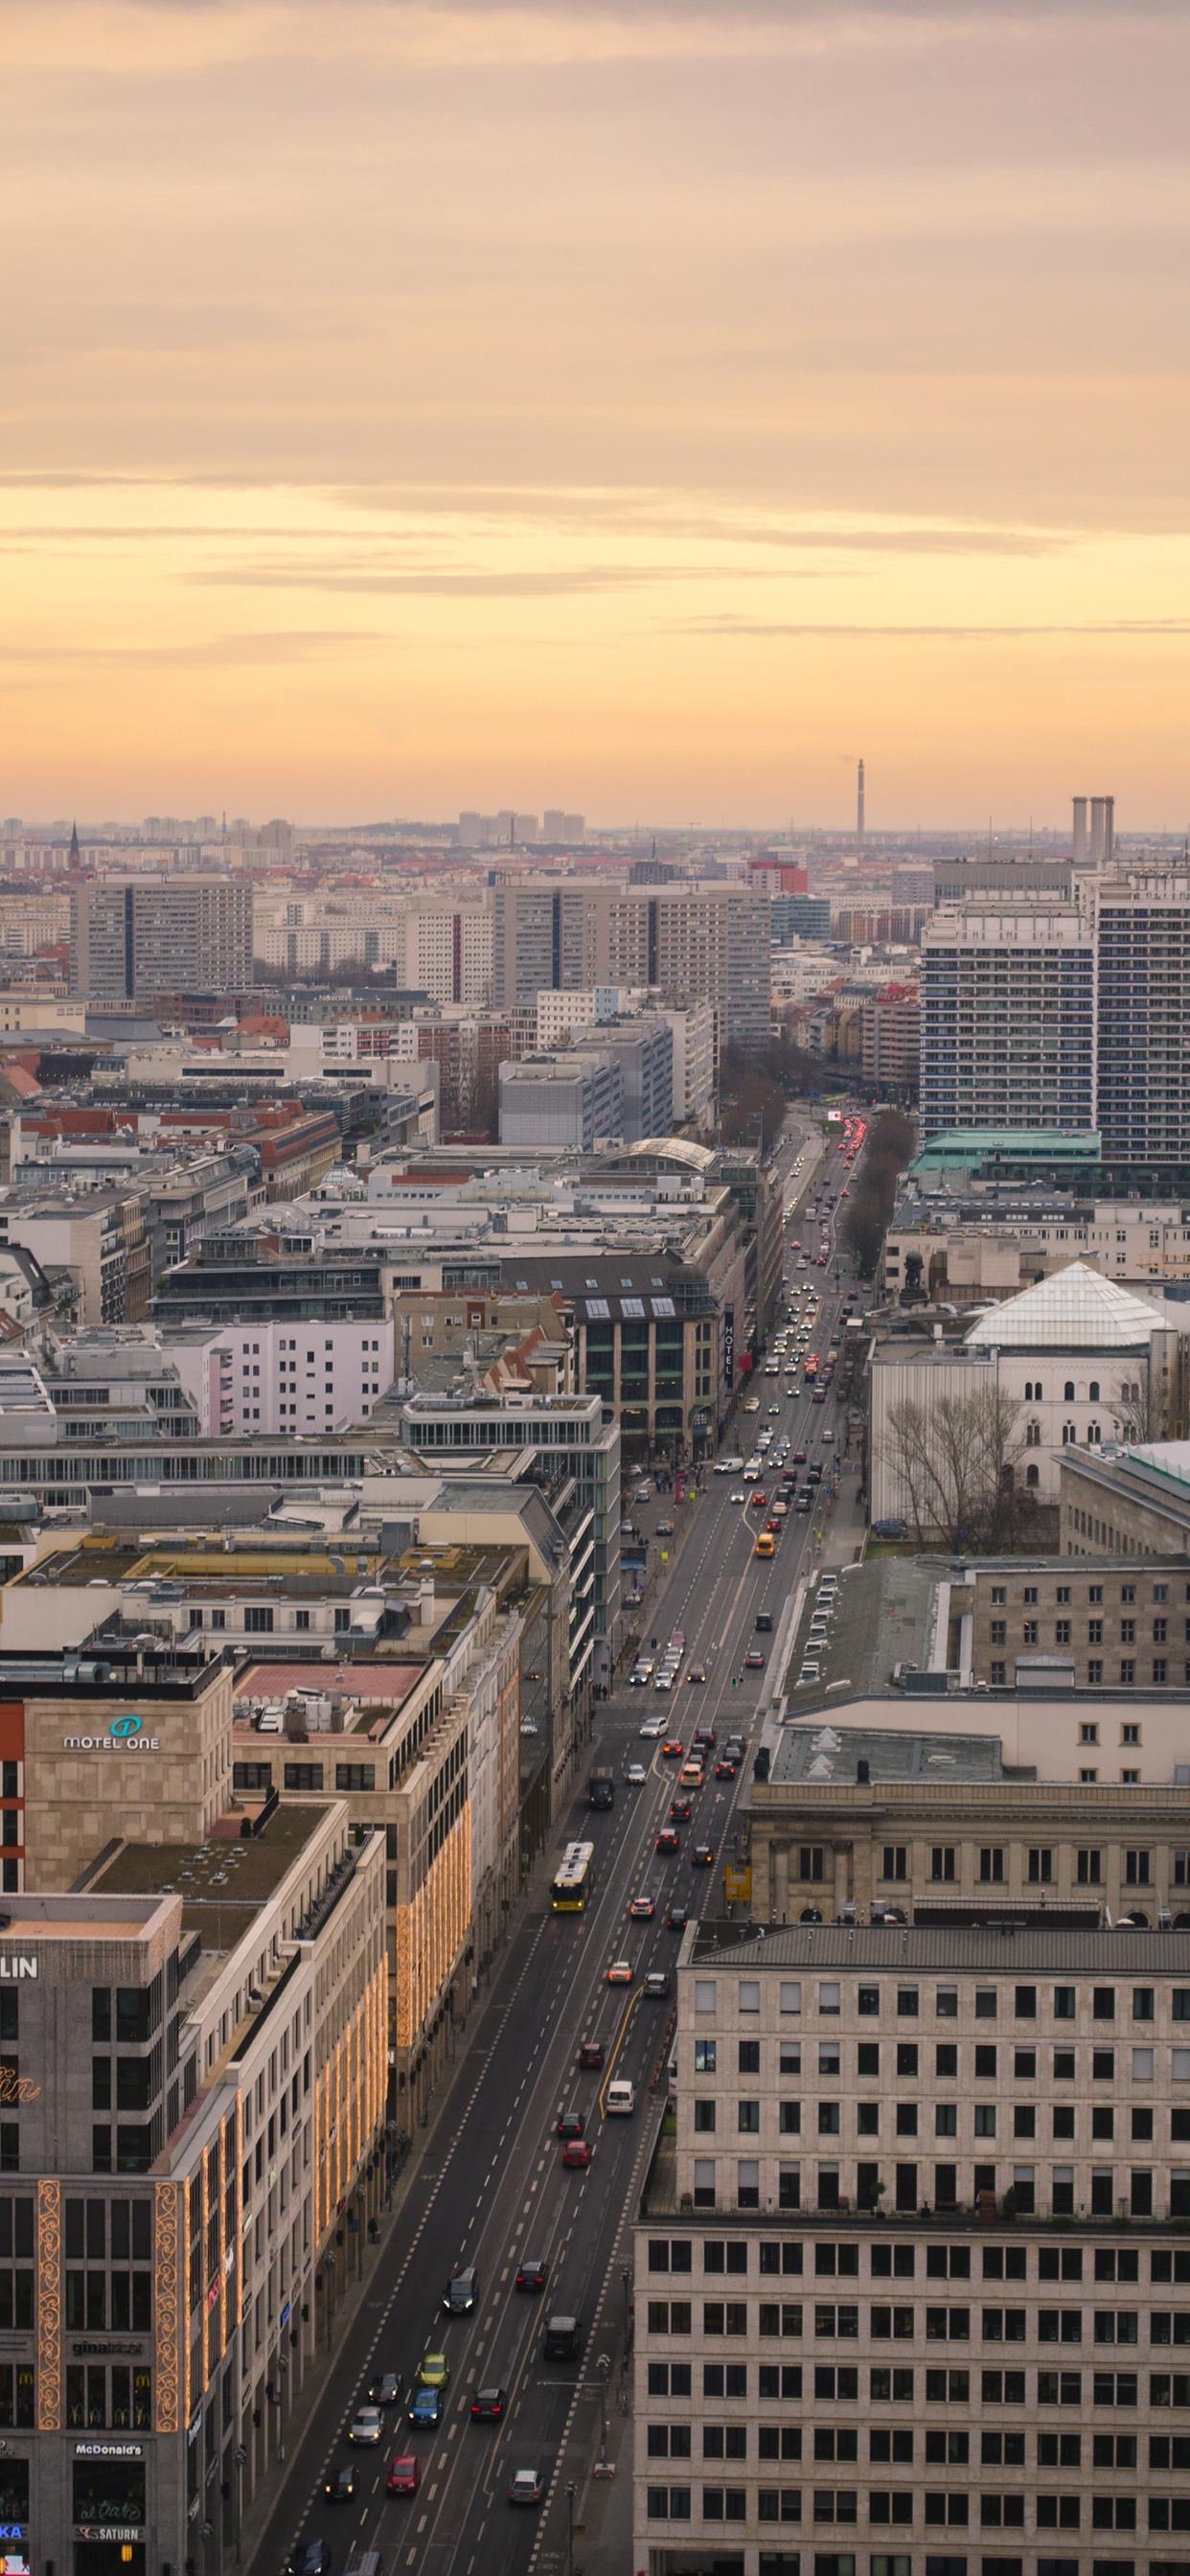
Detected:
left=679, top=1761, right=704, bottom=1790
left=577, top=2037, right=605, bottom=2069
left=606, top=1958, right=634, bottom=1982
left=349, top=2404, right=385, bottom=2445
left=652, top=1672, right=674, bottom=1690
left=509, top=2470, right=544, bottom=2507
left=287, top=2545, right=331, bottom=2576
left=369, top=2369, right=401, bottom=2406
left=693, top=1726, right=717, bottom=1748
left=666, top=1903, right=689, bottom=1931
left=470, top=2386, right=507, bottom=2422
left=660, top=1738, right=684, bottom=1759
left=756, top=1612, right=773, bottom=1632
left=687, top=1666, right=707, bottom=1684
left=743, top=1397, right=761, bottom=1413
left=516, top=2256, right=549, bottom=2291
left=872, top=1518, right=909, bottom=1539
left=561, top=2136, right=591, bottom=2169
left=795, top=1492, right=812, bottom=1512
left=744, top=1650, right=766, bottom=1670
left=417, top=2352, right=450, bottom=2390
left=749, top=1492, right=768, bottom=1512
left=765, top=1517, right=781, bottom=1533
left=387, top=2452, right=422, bottom=2496
left=793, top=1449, right=808, bottom=1464
left=715, top=1757, right=737, bottom=1780
left=325, top=2464, right=356, bottom=2502
left=556, top=2108, right=585, bottom=2139
left=629, top=1666, right=651, bottom=1685
left=625, top=1762, right=649, bottom=1786
left=655, top=1520, right=675, bottom=1536
left=821, top=1426, right=835, bottom=1441
left=692, top=1844, right=715, bottom=1868
left=444, top=2264, right=478, bottom=2315
left=655, top=1827, right=679, bottom=1854
left=639, top=1717, right=665, bottom=1739
left=643, top=1969, right=670, bottom=1999
left=406, top=2385, right=442, bottom=2428
left=669, top=1797, right=692, bottom=1822
left=729, top=1490, right=746, bottom=1505
left=767, top=1403, right=782, bottom=1415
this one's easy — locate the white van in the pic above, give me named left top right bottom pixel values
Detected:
left=606, top=2078, right=636, bottom=2115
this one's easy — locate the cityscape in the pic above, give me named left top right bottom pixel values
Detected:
left=6, top=8, right=1190, bottom=2576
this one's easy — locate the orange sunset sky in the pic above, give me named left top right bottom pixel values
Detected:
left=4, top=1, right=1189, bottom=829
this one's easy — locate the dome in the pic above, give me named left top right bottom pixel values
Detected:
left=964, top=1259, right=1172, bottom=1351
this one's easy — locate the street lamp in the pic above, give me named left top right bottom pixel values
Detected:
left=565, top=2478, right=577, bottom=2576
left=595, top=2351, right=611, bottom=2459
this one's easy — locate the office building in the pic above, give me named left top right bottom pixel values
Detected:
left=1093, top=873, right=1190, bottom=1168
left=492, top=881, right=770, bottom=1046
left=919, top=906, right=1096, bottom=1141
left=636, top=1920, right=1190, bottom=2576
left=0, top=1801, right=386, bottom=2576
left=497, top=1049, right=624, bottom=1150
left=69, top=879, right=253, bottom=999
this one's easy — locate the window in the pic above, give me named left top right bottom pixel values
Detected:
left=694, top=2039, right=717, bottom=2075
left=1028, top=1849, right=1054, bottom=1883
left=881, top=1848, right=907, bottom=1883
left=739, top=1980, right=761, bottom=2015
left=979, top=1849, right=1004, bottom=1884
left=930, top=1848, right=956, bottom=1883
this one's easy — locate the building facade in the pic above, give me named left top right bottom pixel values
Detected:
left=919, top=906, right=1096, bottom=1142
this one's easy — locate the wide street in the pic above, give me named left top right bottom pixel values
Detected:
left=247, top=1116, right=861, bottom=2576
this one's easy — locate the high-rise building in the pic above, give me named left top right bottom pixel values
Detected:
left=636, top=1920, right=1190, bottom=2576
left=69, top=879, right=253, bottom=999
left=919, top=905, right=1096, bottom=1140
left=492, top=882, right=770, bottom=1047
left=1093, top=872, right=1190, bottom=1168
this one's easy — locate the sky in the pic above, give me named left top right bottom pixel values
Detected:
left=4, top=0, right=1189, bottom=830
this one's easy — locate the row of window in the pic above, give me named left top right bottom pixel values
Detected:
left=646, top=2357, right=1190, bottom=2408
left=694, top=2096, right=1190, bottom=2147
left=679, top=2160, right=1190, bottom=2217
left=648, top=2239, right=1190, bottom=2284
left=692, top=1977, right=1190, bottom=2018
left=648, top=2299, right=1190, bottom=2344
left=646, top=2419, right=1190, bottom=2467
left=645, top=2486, right=1190, bottom=2530
left=696, top=2036, right=1190, bottom=2081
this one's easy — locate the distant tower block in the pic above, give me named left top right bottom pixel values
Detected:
left=1090, top=795, right=1115, bottom=866
left=857, top=758, right=865, bottom=843
left=1072, top=796, right=1087, bottom=863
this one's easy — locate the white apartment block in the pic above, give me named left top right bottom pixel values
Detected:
left=163, top=1316, right=396, bottom=1434
left=635, top=1921, right=1190, bottom=2576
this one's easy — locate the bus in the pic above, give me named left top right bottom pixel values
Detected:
left=803, top=1352, right=820, bottom=1380
left=551, top=1841, right=596, bottom=1913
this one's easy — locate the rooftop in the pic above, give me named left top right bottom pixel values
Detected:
left=94, top=1798, right=334, bottom=1950
left=235, top=1658, right=424, bottom=1711
left=771, top=1722, right=1014, bottom=1788
left=689, top=1920, right=1190, bottom=1973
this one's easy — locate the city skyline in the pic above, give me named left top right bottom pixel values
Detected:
left=5, top=0, right=1189, bottom=825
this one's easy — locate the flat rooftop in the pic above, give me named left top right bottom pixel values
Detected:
left=95, top=1799, right=334, bottom=1949
left=771, top=1723, right=1016, bottom=1787
left=235, top=1658, right=424, bottom=1711
left=690, top=1920, right=1190, bottom=1973
left=790, top=1558, right=939, bottom=1699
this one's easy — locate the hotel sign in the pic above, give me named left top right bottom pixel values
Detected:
left=63, top=1714, right=161, bottom=1755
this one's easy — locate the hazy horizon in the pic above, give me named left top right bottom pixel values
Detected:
left=5, top=1, right=1188, bottom=827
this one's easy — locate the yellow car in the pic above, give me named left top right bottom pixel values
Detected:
left=417, top=2353, right=450, bottom=2391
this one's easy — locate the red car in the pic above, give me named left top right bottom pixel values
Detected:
left=744, top=1650, right=766, bottom=1670
left=387, top=2453, right=421, bottom=2496
left=660, top=1739, right=684, bottom=1760
left=749, top=1492, right=767, bottom=1512
left=561, top=2138, right=591, bottom=2169
left=766, top=1517, right=781, bottom=1534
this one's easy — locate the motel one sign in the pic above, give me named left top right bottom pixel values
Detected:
left=61, top=1714, right=161, bottom=1755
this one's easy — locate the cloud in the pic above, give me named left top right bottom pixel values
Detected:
left=669, top=614, right=1190, bottom=640
left=0, top=629, right=378, bottom=671
left=184, top=562, right=804, bottom=597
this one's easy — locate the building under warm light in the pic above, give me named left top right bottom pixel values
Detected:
left=0, top=1802, right=386, bottom=2576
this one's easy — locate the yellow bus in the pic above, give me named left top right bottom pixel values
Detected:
left=551, top=1840, right=596, bottom=1912
left=754, top=1531, right=776, bottom=1559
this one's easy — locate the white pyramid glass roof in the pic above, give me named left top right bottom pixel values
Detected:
left=964, top=1260, right=1171, bottom=1350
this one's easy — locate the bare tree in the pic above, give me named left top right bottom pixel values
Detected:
left=1111, top=1374, right=1163, bottom=1446
left=886, top=1384, right=1027, bottom=1550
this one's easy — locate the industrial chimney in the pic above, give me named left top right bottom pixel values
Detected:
left=1072, top=795, right=1087, bottom=863
left=857, top=757, right=865, bottom=845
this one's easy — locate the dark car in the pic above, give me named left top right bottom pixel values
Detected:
left=692, top=1843, right=715, bottom=1868
left=692, top=1726, right=717, bottom=1749
left=666, top=1903, right=688, bottom=1931
left=368, top=2370, right=401, bottom=2406
left=287, top=2545, right=331, bottom=2576
left=324, top=2465, right=355, bottom=2504
left=755, top=1612, right=773, bottom=1632
left=470, top=2386, right=507, bottom=2422
left=406, top=2386, right=442, bottom=2429
left=669, top=1797, right=692, bottom=1823
left=516, top=2255, right=548, bottom=2292
left=792, top=1448, right=808, bottom=1464
left=715, top=1757, right=737, bottom=1780
left=644, top=1970, right=670, bottom=1999
left=655, top=1827, right=680, bottom=1854
left=577, top=2037, right=605, bottom=2069
left=556, top=2109, right=584, bottom=2140
left=444, top=2264, right=478, bottom=2315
